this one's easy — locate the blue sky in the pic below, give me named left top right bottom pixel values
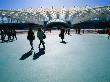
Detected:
left=0, top=0, right=110, bottom=9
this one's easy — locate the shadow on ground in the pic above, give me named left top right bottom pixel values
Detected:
left=20, top=50, right=33, bottom=60
left=60, top=41, right=67, bottom=44
left=33, top=48, right=45, bottom=60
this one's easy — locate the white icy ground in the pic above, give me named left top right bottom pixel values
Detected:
left=0, top=30, right=110, bottom=82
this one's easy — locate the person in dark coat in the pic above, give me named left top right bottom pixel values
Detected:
left=37, top=28, right=45, bottom=49
left=27, top=28, right=35, bottom=50
left=60, top=28, right=65, bottom=42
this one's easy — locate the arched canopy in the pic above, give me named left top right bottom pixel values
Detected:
left=46, top=21, right=70, bottom=28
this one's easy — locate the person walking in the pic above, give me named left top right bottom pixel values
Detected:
left=37, top=28, right=45, bottom=49
left=59, top=27, right=65, bottom=42
left=27, top=28, right=35, bottom=50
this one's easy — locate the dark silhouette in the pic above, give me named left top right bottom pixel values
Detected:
left=48, top=28, right=51, bottom=33
left=75, top=25, right=81, bottom=34
left=60, top=41, right=67, bottom=44
left=27, top=28, right=35, bottom=50
left=59, top=28, right=65, bottom=42
left=0, top=25, right=17, bottom=43
left=33, top=48, right=45, bottom=60
left=82, top=29, right=85, bottom=34
left=108, top=28, right=110, bottom=39
left=65, top=28, right=68, bottom=35
left=7, top=28, right=11, bottom=41
left=77, top=26, right=81, bottom=34
left=37, top=28, right=45, bottom=49
left=75, top=26, right=78, bottom=34
left=67, top=28, right=70, bottom=35
left=0, top=30, right=5, bottom=43
left=12, top=28, right=17, bottom=40
left=20, top=50, right=33, bottom=60
left=65, top=28, right=70, bottom=35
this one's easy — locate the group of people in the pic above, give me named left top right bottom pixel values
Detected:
left=27, top=27, right=67, bottom=50
left=1, top=26, right=110, bottom=50
left=0, top=26, right=17, bottom=43
left=27, top=28, right=46, bottom=50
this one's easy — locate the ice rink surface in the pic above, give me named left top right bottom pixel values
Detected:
left=0, top=31, right=110, bottom=82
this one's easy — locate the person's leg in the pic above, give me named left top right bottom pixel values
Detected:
left=14, top=33, right=17, bottom=40
left=9, top=35, right=11, bottom=41
left=8, top=35, right=10, bottom=41
left=12, top=34, right=14, bottom=40
left=30, top=40, right=33, bottom=49
left=1, top=36, right=4, bottom=43
left=78, top=30, right=79, bottom=34
left=2, top=34, right=5, bottom=42
left=61, top=36, right=64, bottom=42
left=3, top=34, right=6, bottom=40
left=15, top=35, right=17, bottom=40
left=41, top=40, right=45, bottom=49
left=62, top=39, right=63, bottom=42
left=39, top=40, right=41, bottom=48
left=76, top=29, right=77, bottom=34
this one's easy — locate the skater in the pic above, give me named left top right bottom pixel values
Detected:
left=27, top=28, right=35, bottom=50
left=37, top=28, right=45, bottom=49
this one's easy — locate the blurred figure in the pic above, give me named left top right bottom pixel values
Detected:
left=27, top=28, right=35, bottom=50
left=67, top=28, right=70, bottom=35
left=37, top=28, right=45, bottom=49
left=48, top=28, right=51, bottom=33
left=12, top=28, right=17, bottom=40
left=3, top=27, right=8, bottom=40
left=77, top=26, right=81, bottom=34
left=7, top=28, right=11, bottom=41
left=82, top=29, right=85, bottom=34
left=75, top=26, right=78, bottom=34
left=65, top=28, right=68, bottom=35
left=59, top=28, right=65, bottom=42
left=1, top=30, right=5, bottom=43
left=108, top=28, right=110, bottom=39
